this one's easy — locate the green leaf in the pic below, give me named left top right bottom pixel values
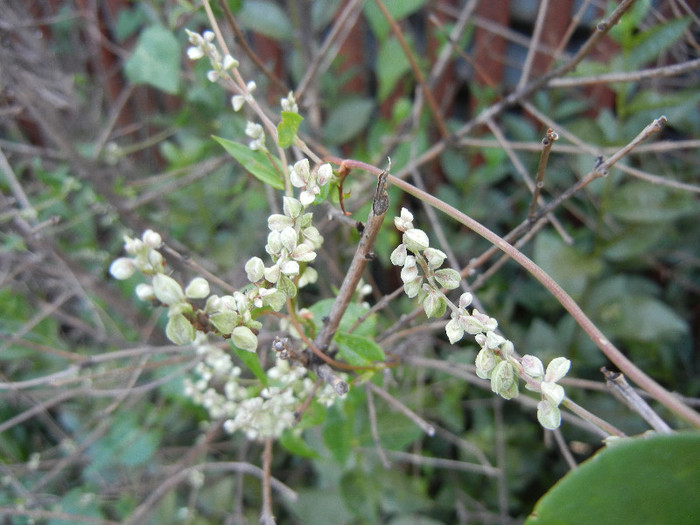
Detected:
left=212, top=136, right=284, bottom=189
left=586, top=276, right=688, bottom=343
left=124, top=25, right=180, bottom=94
left=626, top=18, right=691, bottom=70
left=277, top=111, right=304, bottom=148
left=526, top=433, right=700, bottom=525
left=607, top=181, right=698, bottom=223
left=322, top=404, right=352, bottom=465
left=237, top=0, right=293, bottom=41
left=363, top=0, right=427, bottom=40
left=308, top=299, right=377, bottom=337
left=279, top=429, right=320, bottom=458
left=229, top=340, right=269, bottom=386
left=335, top=331, right=386, bottom=367
left=322, top=98, right=375, bottom=145
left=377, top=37, right=411, bottom=101
left=340, top=469, right=380, bottom=522
left=533, top=231, right=604, bottom=299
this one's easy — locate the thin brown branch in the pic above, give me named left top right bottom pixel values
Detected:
left=216, top=0, right=288, bottom=95
left=313, top=168, right=390, bottom=350
left=387, top=172, right=700, bottom=429
left=602, top=367, right=673, bottom=434
left=547, top=58, right=700, bottom=87
left=528, top=128, right=559, bottom=221
left=260, top=438, right=276, bottom=525
left=366, top=382, right=435, bottom=437
left=373, top=0, right=450, bottom=139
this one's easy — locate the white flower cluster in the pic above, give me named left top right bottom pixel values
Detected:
left=390, top=208, right=461, bottom=318
left=245, top=120, right=266, bottom=152
left=184, top=338, right=339, bottom=440
left=390, top=208, right=571, bottom=430
left=185, top=29, right=238, bottom=83
left=109, top=157, right=333, bottom=351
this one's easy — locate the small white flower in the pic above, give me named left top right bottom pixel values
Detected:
left=109, top=257, right=136, bottom=280
left=231, top=95, right=245, bottom=111
left=142, top=229, right=162, bottom=249
left=185, top=277, right=210, bottom=299
left=152, top=274, right=186, bottom=305
left=223, top=54, right=239, bottom=70
left=187, top=46, right=205, bottom=60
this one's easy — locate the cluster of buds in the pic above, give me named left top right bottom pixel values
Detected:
left=390, top=208, right=461, bottom=317
left=109, top=157, right=333, bottom=353
left=391, top=208, right=571, bottom=430
left=244, top=120, right=266, bottom=152
left=184, top=338, right=339, bottom=440
left=185, top=29, right=238, bottom=83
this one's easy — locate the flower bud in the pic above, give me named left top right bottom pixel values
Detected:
left=147, top=249, right=164, bottom=271
left=394, top=208, right=414, bottom=232
left=244, top=257, right=265, bottom=283
left=209, top=312, right=239, bottom=335
left=423, top=248, right=447, bottom=269
left=223, top=54, right=239, bottom=70
left=292, top=158, right=310, bottom=183
left=402, top=228, right=430, bottom=252
left=263, top=264, right=281, bottom=284
left=142, top=229, right=162, bottom=249
left=292, top=243, right=316, bottom=262
left=434, top=268, right=460, bottom=290
left=445, top=317, right=465, bottom=344
left=280, top=226, right=298, bottom=252
left=135, top=283, right=155, bottom=301
left=422, top=290, right=446, bottom=318
left=317, top=163, right=333, bottom=186
left=483, top=330, right=506, bottom=350
left=475, top=347, right=497, bottom=379
left=282, top=196, right=303, bottom=219
left=165, top=314, right=196, bottom=345
left=403, top=277, right=422, bottom=298
left=185, top=277, right=210, bottom=299
left=390, top=244, right=407, bottom=266
left=152, top=274, right=185, bottom=305
left=280, top=260, right=300, bottom=276
left=302, top=226, right=323, bottom=248
left=231, top=95, right=245, bottom=111
left=541, top=381, right=565, bottom=407
left=109, top=257, right=136, bottom=280
left=537, top=400, right=561, bottom=430
left=400, top=262, right=419, bottom=284
left=232, top=326, right=258, bottom=352
left=521, top=355, right=544, bottom=381
left=545, top=357, right=571, bottom=383
left=490, top=361, right=515, bottom=395
left=458, top=292, right=473, bottom=308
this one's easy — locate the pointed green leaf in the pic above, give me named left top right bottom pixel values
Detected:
left=229, top=340, right=268, bottom=386
left=213, top=136, right=284, bottom=189
left=277, top=111, right=304, bottom=148
left=335, top=331, right=385, bottom=367
left=124, top=25, right=180, bottom=94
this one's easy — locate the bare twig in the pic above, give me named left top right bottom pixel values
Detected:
left=260, top=438, right=276, bottom=525
left=528, top=128, right=559, bottom=221
left=313, top=168, right=390, bottom=350
left=365, top=384, right=391, bottom=468
left=366, top=382, right=435, bottom=437
left=373, top=0, right=450, bottom=139
left=602, top=367, right=673, bottom=434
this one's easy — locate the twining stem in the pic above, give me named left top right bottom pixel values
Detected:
left=386, top=173, right=700, bottom=429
